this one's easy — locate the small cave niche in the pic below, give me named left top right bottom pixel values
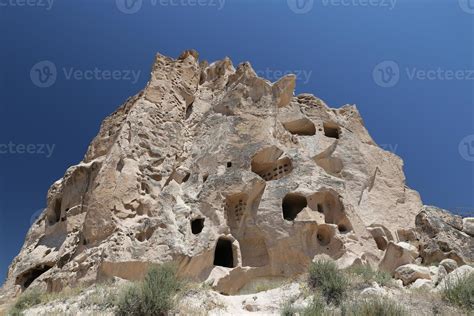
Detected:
left=308, top=190, right=352, bottom=232
left=213, top=238, right=234, bottom=268
left=227, top=161, right=232, bottom=168
left=225, top=193, right=248, bottom=228
left=185, top=101, right=194, bottom=119
left=323, top=122, right=340, bottom=139
left=48, top=198, right=62, bottom=225
left=191, top=218, right=205, bottom=235
left=16, top=265, right=53, bottom=290
left=316, top=225, right=332, bottom=246
left=282, top=117, right=316, bottom=136
left=116, top=158, right=125, bottom=172
left=251, top=146, right=293, bottom=181
left=282, top=193, right=307, bottom=221
left=136, top=227, right=155, bottom=242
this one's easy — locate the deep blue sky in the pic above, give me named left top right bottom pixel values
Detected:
left=0, top=0, right=472, bottom=283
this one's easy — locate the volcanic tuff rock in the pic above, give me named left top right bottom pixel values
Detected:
left=0, top=50, right=470, bottom=302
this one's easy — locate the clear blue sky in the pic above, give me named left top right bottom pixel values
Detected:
left=0, top=0, right=473, bottom=283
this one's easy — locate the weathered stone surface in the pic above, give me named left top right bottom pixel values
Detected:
left=439, top=259, right=458, bottom=274
left=410, top=278, right=434, bottom=290
left=394, top=264, right=431, bottom=286
left=378, top=242, right=417, bottom=274
left=463, top=217, right=474, bottom=236
left=0, top=51, right=471, bottom=305
left=437, top=265, right=474, bottom=290
left=416, top=206, right=473, bottom=265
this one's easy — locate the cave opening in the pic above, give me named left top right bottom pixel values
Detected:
left=213, top=238, right=234, bottom=268
left=191, top=218, right=205, bottom=235
left=323, top=123, right=340, bottom=139
left=16, top=265, right=53, bottom=289
left=282, top=193, right=307, bottom=221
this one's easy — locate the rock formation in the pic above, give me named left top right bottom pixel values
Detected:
left=0, top=50, right=472, bottom=303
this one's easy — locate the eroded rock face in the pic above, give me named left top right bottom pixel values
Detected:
left=0, top=49, right=455, bottom=301
left=415, top=206, right=474, bottom=265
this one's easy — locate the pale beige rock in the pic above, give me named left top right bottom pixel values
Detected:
left=437, top=265, right=474, bottom=290
left=436, top=265, right=448, bottom=285
left=0, top=50, right=458, bottom=303
left=463, top=217, right=474, bottom=236
left=439, top=258, right=458, bottom=273
left=378, top=242, right=417, bottom=274
left=410, top=278, right=433, bottom=290
left=394, top=264, right=431, bottom=286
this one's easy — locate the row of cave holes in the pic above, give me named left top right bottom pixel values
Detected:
left=282, top=192, right=352, bottom=234
left=283, top=119, right=341, bottom=139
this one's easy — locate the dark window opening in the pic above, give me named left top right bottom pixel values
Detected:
left=191, top=218, right=205, bottom=235
left=227, top=162, right=232, bottom=168
left=50, top=199, right=62, bottom=224
left=185, top=102, right=194, bottom=119
left=16, top=265, right=52, bottom=289
left=317, top=229, right=331, bottom=246
left=317, top=203, right=324, bottom=213
left=282, top=193, right=307, bottom=221
left=182, top=172, right=191, bottom=183
left=213, top=238, right=234, bottom=268
left=323, top=123, right=340, bottom=139
left=338, top=224, right=348, bottom=233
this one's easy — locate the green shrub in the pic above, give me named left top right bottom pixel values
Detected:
left=280, top=302, right=298, bottom=316
left=341, top=297, right=407, bottom=316
left=116, top=264, right=181, bottom=316
left=308, top=260, right=348, bottom=305
left=8, top=288, right=43, bottom=316
left=442, top=272, right=474, bottom=310
left=301, top=295, right=326, bottom=316
left=349, top=265, right=392, bottom=286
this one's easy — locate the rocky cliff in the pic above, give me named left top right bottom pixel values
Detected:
left=1, top=50, right=472, bottom=303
